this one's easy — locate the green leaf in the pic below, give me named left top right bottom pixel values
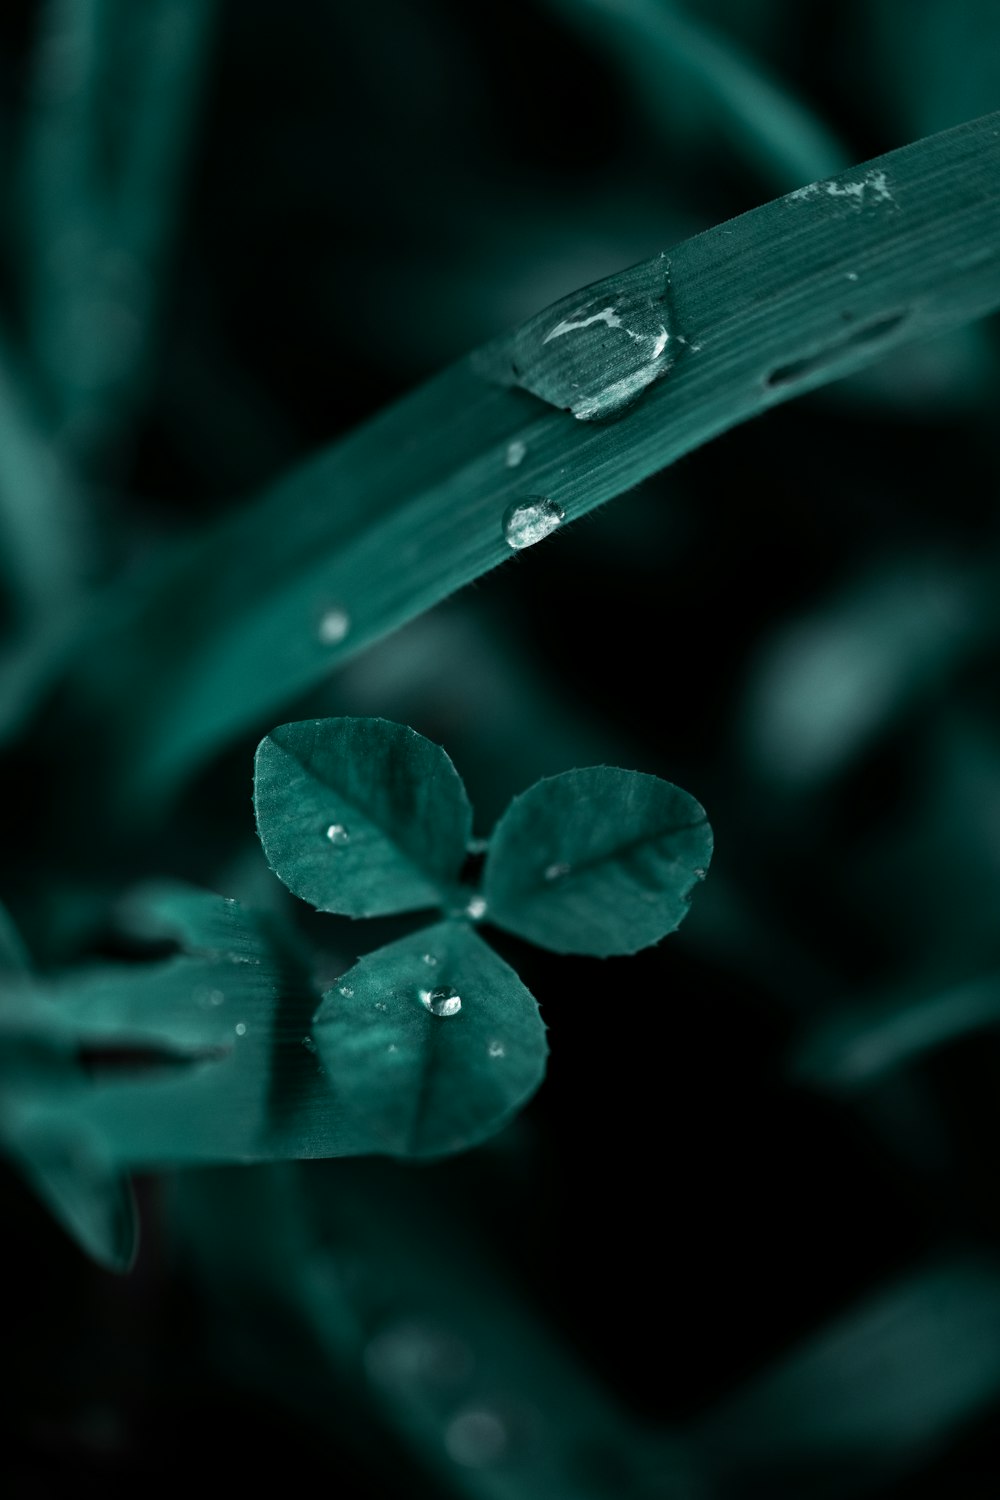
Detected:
left=254, top=718, right=472, bottom=917
left=0, top=899, right=138, bottom=1271
left=312, top=921, right=547, bottom=1158
left=483, top=767, right=711, bottom=956
left=14, top=1119, right=138, bottom=1274
left=794, top=971, right=1000, bottom=1089
left=696, top=1260, right=1000, bottom=1480
left=544, top=0, right=848, bottom=192
left=66, top=111, right=1000, bottom=809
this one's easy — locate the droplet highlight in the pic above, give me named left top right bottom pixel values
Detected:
left=466, top=894, right=487, bottom=920
left=421, top=986, right=462, bottom=1017
left=318, top=607, right=350, bottom=645
left=503, top=497, right=564, bottom=551
left=505, top=439, right=526, bottom=468
left=488, top=1040, right=505, bottom=1059
left=325, top=822, right=350, bottom=845
left=544, top=862, right=570, bottom=882
left=234, top=1022, right=247, bottom=1036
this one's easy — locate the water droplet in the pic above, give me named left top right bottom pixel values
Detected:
left=420, top=986, right=462, bottom=1017
left=505, top=439, right=526, bottom=467
left=193, top=986, right=225, bottom=1008
left=445, top=1406, right=508, bottom=1468
left=301, top=1035, right=317, bottom=1054
left=544, top=862, right=570, bottom=882
left=318, top=607, right=350, bottom=645
left=387, top=1043, right=399, bottom=1054
left=374, top=1000, right=387, bottom=1012
left=693, top=867, right=707, bottom=879
left=845, top=271, right=859, bottom=281
left=488, top=1040, right=505, bottom=1059
left=504, top=253, right=672, bottom=421
left=502, top=497, right=565, bottom=550
left=465, top=894, right=487, bottom=921
left=422, top=952, right=438, bottom=967
left=235, top=1022, right=247, bottom=1036
left=325, top=822, right=350, bottom=845
left=339, top=985, right=354, bottom=998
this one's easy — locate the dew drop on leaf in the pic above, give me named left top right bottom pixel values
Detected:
left=422, top=952, right=438, bottom=966
left=465, top=894, right=487, bottom=920
left=502, top=497, right=564, bottom=550
left=325, top=822, right=350, bottom=845
left=317, top=607, right=350, bottom=645
left=420, top=986, right=462, bottom=1017
left=488, top=1040, right=505, bottom=1058
left=505, top=439, right=526, bottom=467
left=235, top=1021, right=247, bottom=1036
left=506, top=253, right=673, bottom=421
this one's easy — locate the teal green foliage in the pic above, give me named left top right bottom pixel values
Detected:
left=313, top=922, right=547, bottom=1158
left=255, top=717, right=473, bottom=916
left=6, top=2, right=1000, bottom=1494
left=484, top=767, right=712, bottom=956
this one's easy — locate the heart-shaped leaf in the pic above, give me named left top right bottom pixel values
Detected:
left=255, top=718, right=472, bottom=916
left=483, top=766, right=712, bottom=955
left=313, top=920, right=547, bottom=1158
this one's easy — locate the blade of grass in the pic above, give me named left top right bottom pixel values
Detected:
left=16, top=0, right=217, bottom=463
left=544, top=0, right=849, bottom=190
left=65, top=111, right=1000, bottom=812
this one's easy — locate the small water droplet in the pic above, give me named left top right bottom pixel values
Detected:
left=374, top=1000, right=387, bottom=1012
left=422, top=952, right=438, bottom=966
left=193, top=986, right=226, bottom=1008
left=235, top=1022, right=247, bottom=1036
left=445, top=1407, right=508, bottom=1468
left=845, top=271, right=859, bottom=281
left=339, top=985, right=354, bottom=998
left=693, top=867, right=707, bottom=879
left=302, top=1035, right=317, bottom=1054
left=465, top=894, right=487, bottom=920
left=388, top=1042, right=399, bottom=1053
left=318, top=607, right=351, bottom=645
left=420, top=986, right=462, bottom=1017
left=488, top=1040, right=505, bottom=1059
left=325, top=822, right=350, bottom=845
left=544, top=862, right=570, bottom=882
left=502, top=497, right=564, bottom=550
left=505, top=439, right=526, bottom=467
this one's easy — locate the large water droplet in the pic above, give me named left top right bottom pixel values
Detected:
left=445, top=1407, right=509, bottom=1468
left=421, top=986, right=462, bottom=1017
left=506, top=253, right=672, bottom=421
left=325, top=822, right=350, bottom=845
left=318, top=607, right=350, bottom=645
left=503, top=497, right=564, bottom=550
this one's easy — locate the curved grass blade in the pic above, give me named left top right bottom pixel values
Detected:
left=695, top=1259, right=1000, bottom=1488
left=313, top=921, right=547, bottom=1158
left=0, top=899, right=138, bottom=1270
left=254, top=718, right=473, bottom=917
left=794, top=971, right=1000, bottom=1089
left=484, top=768, right=711, bottom=956
left=71, top=111, right=1000, bottom=808
left=544, top=0, right=848, bottom=190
